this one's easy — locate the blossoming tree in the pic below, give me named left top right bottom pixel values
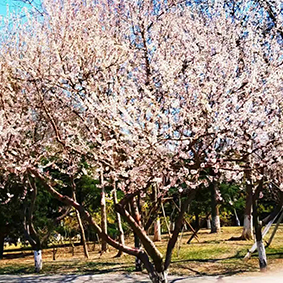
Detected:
left=0, top=0, right=282, bottom=281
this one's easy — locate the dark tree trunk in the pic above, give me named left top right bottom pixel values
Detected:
left=100, top=172, right=107, bottom=253
left=253, top=181, right=267, bottom=271
left=131, top=198, right=143, bottom=271
left=71, top=177, right=89, bottom=259
left=0, top=233, right=5, bottom=259
left=195, top=212, right=199, bottom=230
left=164, top=191, right=196, bottom=270
left=242, top=181, right=253, bottom=239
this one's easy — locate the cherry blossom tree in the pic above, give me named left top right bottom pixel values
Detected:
left=0, top=0, right=282, bottom=281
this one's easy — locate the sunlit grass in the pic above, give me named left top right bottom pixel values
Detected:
left=1, top=226, right=283, bottom=276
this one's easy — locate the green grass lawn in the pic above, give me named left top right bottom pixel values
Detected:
left=1, top=226, right=283, bottom=276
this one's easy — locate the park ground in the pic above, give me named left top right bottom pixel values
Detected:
left=1, top=227, right=283, bottom=281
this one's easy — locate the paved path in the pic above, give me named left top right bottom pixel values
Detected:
left=0, top=272, right=282, bottom=283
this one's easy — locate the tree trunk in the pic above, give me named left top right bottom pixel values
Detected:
left=113, top=182, right=125, bottom=257
left=256, top=240, right=267, bottom=270
left=242, top=168, right=254, bottom=240
left=149, top=270, right=168, bottom=283
left=234, top=208, right=240, bottom=226
left=75, top=209, right=89, bottom=258
left=0, top=233, right=4, bottom=260
left=134, top=234, right=143, bottom=271
left=29, top=168, right=177, bottom=283
left=131, top=198, right=143, bottom=271
left=164, top=191, right=196, bottom=270
left=153, top=218, right=161, bottom=242
left=195, top=212, right=199, bottom=230
left=72, top=187, right=89, bottom=259
left=25, top=178, right=43, bottom=273
left=211, top=182, right=220, bottom=233
left=242, top=214, right=253, bottom=239
left=34, top=250, right=43, bottom=272
left=100, top=171, right=107, bottom=253
left=206, top=217, right=211, bottom=229
left=161, top=203, right=171, bottom=237
left=169, top=221, right=175, bottom=232
left=253, top=183, right=267, bottom=271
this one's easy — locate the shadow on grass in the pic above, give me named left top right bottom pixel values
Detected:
left=2, top=250, right=283, bottom=278
left=3, top=252, right=34, bottom=260
left=173, top=250, right=243, bottom=264
left=0, top=262, right=135, bottom=277
left=171, top=251, right=252, bottom=277
left=79, top=261, right=135, bottom=274
left=0, top=274, right=153, bottom=283
left=0, top=265, right=35, bottom=275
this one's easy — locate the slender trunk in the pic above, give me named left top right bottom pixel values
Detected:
left=234, top=208, right=240, bottom=226
left=164, top=191, right=196, bottom=270
left=52, top=246, right=57, bottom=260
left=25, top=179, right=43, bottom=272
left=72, top=186, right=89, bottom=259
left=161, top=203, right=171, bottom=237
left=253, top=183, right=267, bottom=271
left=75, top=208, right=89, bottom=258
left=113, top=182, right=125, bottom=257
left=134, top=234, right=142, bottom=271
left=242, top=170, right=254, bottom=240
left=34, top=250, right=43, bottom=273
left=153, top=218, right=161, bottom=242
left=211, top=182, right=220, bottom=233
left=195, top=212, right=199, bottom=230
left=131, top=198, right=143, bottom=271
left=0, top=233, right=4, bottom=259
left=266, top=209, right=283, bottom=248
left=100, top=171, right=107, bottom=253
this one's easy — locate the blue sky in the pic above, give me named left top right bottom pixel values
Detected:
left=0, top=0, right=40, bottom=18
left=0, top=0, right=21, bottom=17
